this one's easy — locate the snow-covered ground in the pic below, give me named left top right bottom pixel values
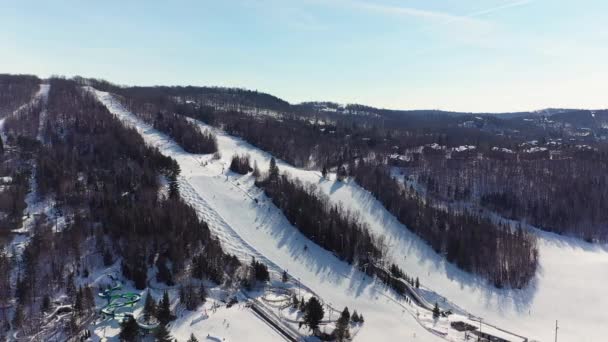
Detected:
left=93, top=87, right=608, bottom=342
left=179, top=121, right=608, bottom=342
left=92, top=88, right=447, bottom=342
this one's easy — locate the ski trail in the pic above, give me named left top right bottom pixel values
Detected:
left=90, top=87, right=449, bottom=342
left=89, top=87, right=321, bottom=297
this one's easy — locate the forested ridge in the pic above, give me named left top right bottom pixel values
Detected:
left=36, top=77, right=608, bottom=288
left=0, top=78, right=243, bottom=339
left=70, top=80, right=547, bottom=288
left=256, top=159, right=383, bottom=265
left=0, top=74, right=40, bottom=117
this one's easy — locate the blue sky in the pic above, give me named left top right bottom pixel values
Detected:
left=2, top=0, right=608, bottom=112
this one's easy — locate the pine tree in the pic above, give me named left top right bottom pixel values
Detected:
left=154, top=324, right=173, bottom=342
left=351, top=311, right=359, bottom=323
left=268, top=157, right=279, bottom=180
left=143, top=291, right=156, bottom=322
left=119, top=316, right=139, bottom=341
left=303, top=297, right=324, bottom=332
left=199, top=284, right=207, bottom=304
left=12, top=304, right=24, bottom=329
left=157, top=291, right=173, bottom=325
left=74, top=286, right=84, bottom=316
left=168, top=174, right=180, bottom=199
left=68, top=314, right=78, bottom=336
left=282, top=270, right=288, bottom=283
left=336, top=165, right=347, bottom=181
left=415, top=277, right=420, bottom=289
left=334, top=307, right=351, bottom=341
left=252, top=161, right=260, bottom=179
left=66, top=272, right=76, bottom=299
left=187, top=333, right=199, bottom=342
left=321, top=165, right=328, bottom=179
left=179, top=286, right=186, bottom=306
left=84, top=286, right=95, bottom=313
left=103, top=248, right=114, bottom=266
left=292, top=295, right=299, bottom=309
left=41, top=295, right=51, bottom=313
left=433, top=302, right=440, bottom=319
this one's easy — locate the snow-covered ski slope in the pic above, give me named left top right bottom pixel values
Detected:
left=170, top=118, right=608, bottom=341
left=93, top=87, right=608, bottom=342
left=187, top=124, right=608, bottom=342
left=91, top=88, right=445, bottom=342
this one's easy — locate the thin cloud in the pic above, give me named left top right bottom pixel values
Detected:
left=338, top=0, right=484, bottom=25
left=466, top=0, right=533, bottom=19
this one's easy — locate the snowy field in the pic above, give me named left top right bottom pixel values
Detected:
left=92, top=87, right=608, bottom=342
left=185, top=121, right=608, bottom=342
left=92, top=88, right=448, bottom=341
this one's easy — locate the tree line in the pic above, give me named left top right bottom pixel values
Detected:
left=1, top=78, right=242, bottom=339
left=256, top=158, right=383, bottom=266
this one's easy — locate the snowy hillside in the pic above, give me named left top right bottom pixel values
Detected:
left=92, top=88, right=459, bottom=341
left=184, top=123, right=608, bottom=342
left=92, top=87, right=608, bottom=342
left=88, top=87, right=573, bottom=342
left=185, top=120, right=608, bottom=342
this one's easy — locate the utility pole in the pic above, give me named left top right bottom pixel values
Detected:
left=555, top=320, right=558, bottom=342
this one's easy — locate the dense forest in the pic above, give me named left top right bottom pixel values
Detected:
left=198, top=106, right=540, bottom=287
left=73, top=82, right=547, bottom=287
left=351, top=160, right=538, bottom=288
left=0, top=74, right=40, bottom=117
left=256, top=158, right=383, bottom=265
left=0, top=78, right=242, bottom=339
left=51, top=78, right=608, bottom=286
left=77, top=79, right=218, bottom=154
left=416, top=151, right=608, bottom=241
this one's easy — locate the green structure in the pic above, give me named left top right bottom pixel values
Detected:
left=98, top=275, right=160, bottom=331
left=98, top=275, right=141, bottom=321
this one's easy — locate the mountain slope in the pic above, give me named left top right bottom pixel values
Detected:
left=91, top=88, right=446, bottom=342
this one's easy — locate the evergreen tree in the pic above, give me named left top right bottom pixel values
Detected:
left=351, top=311, right=359, bottom=323
left=74, top=287, right=84, bottom=316
left=157, top=291, right=173, bottom=325
left=103, top=248, right=114, bottom=266
left=154, top=324, right=173, bottom=342
left=336, top=165, right=347, bottom=181
left=433, top=302, right=440, bottom=319
left=66, top=272, right=76, bottom=299
left=12, top=304, right=24, bottom=329
left=415, top=277, right=420, bottom=289
left=321, top=165, right=328, bottom=179
left=143, top=291, right=156, bottom=322
left=168, top=174, right=180, bottom=199
left=179, top=286, right=186, bottom=306
left=187, top=333, right=199, bottom=342
left=292, top=295, right=299, bottom=309
left=199, top=284, right=207, bottom=304
left=84, top=286, right=95, bottom=313
left=268, top=157, right=279, bottom=180
left=303, top=297, right=324, bottom=332
left=334, top=307, right=351, bottom=341
left=68, top=314, right=78, bottom=336
left=41, top=295, right=51, bottom=313
left=282, top=270, right=288, bottom=283
left=252, top=161, right=260, bottom=178
left=250, top=257, right=270, bottom=282
left=119, top=316, right=139, bottom=341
